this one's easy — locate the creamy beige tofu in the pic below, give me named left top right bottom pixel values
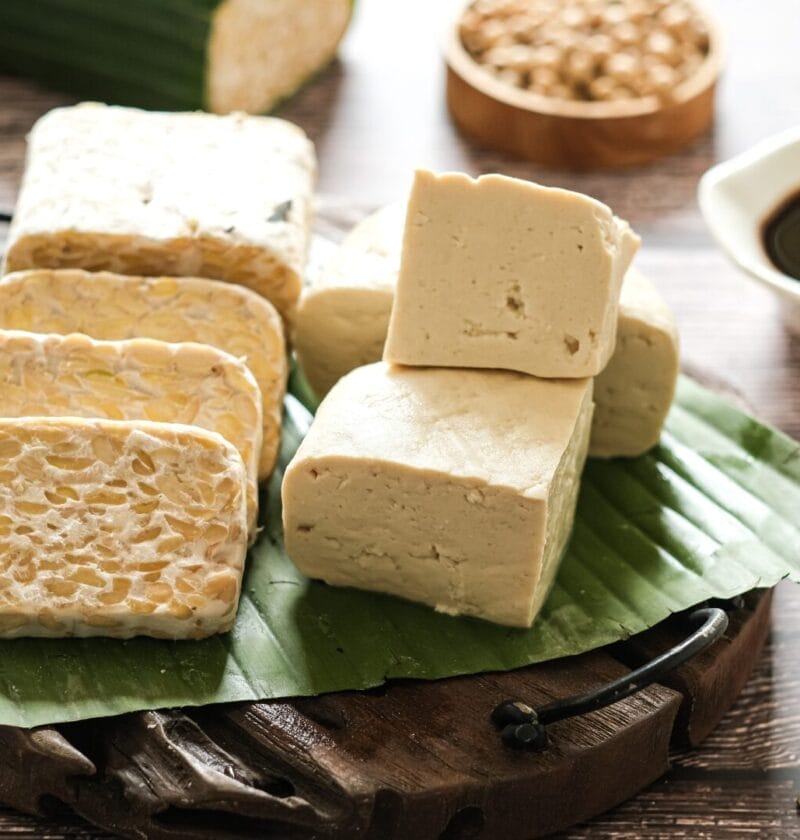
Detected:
left=384, top=170, right=640, bottom=378
left=283, top=363, right=593, bottom=627
left=3, top=103, right=316, bottom=321
left=0, top=331, right=262, bottom=533
left=590, top=269, right=680, bottom=458
left=0, top=417, right=248, bottom=640
left=293, top=203, right=403, bottom=397
left=0, top=269, right=286, bottom=477
left=295, top=204, right=678, bottom=458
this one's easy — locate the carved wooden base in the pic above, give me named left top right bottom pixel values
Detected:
left=0, top=591, right=772, bottom=840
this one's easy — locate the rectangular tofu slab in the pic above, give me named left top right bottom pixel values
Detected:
left=283, top=363, right=593, bottom=628
left=0, top=331, right=261, bottom=532
left=590, top=269, right=680, bottom=457
left=293, top=203, right=403, bottom=397
left=3, top=103, right=316, bottom=321
left=0, top=417, right=247, bottom=639
left=0, top=269, right=286, bottom=477
left=384, top=170, right=640, bottom=378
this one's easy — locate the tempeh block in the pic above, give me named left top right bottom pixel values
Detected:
left=0, top=330, right=262, bottom=532
left=0, top=417, right=248, bottom=639
left=3, top=103, right=316, bottom=321
left=0, top=269, right=286, bottom=477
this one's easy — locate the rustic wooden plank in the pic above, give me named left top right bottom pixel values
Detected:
left=557, top=777, right=800, bottom=839
left=224, top=655, right=680, bottom=840
left=0, top=811, right=111, bottom=839
left=0, top=588, right=780, bottom=840
left=0, top=652, right=681, bottom=840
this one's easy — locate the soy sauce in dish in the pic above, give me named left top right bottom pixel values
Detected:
left=763, top=190, right=800, bottom=280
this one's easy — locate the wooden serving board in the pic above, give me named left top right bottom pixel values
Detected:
left=0, top=591, right=773, bottom=839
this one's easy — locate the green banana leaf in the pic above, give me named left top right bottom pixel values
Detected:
left=0, top=375, right=797, bottom=728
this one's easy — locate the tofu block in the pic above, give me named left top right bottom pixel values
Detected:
left=384, top=170, right=640, bottom=378
left=293, top=203, right=403, bottom=397
left=295, top=205, right=680, bottom=459
left=0, top=269, right=286, bottom=477
left=283, top=363, right=593, bottom=627
left=3, top=103, right=316, bottom=321
left=590, top=269, right=680, bottom=458
left=0, top=417, right=247, bottom=639
left=0, top=331, right=262, bottom=532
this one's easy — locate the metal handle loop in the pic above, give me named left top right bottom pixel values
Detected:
left=492, top=605, right=729, bottom=750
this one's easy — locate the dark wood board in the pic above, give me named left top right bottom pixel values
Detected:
left=0, top=592, right=773, bottom=840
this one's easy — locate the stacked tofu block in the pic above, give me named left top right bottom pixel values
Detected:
left=294, top=200, right=680, bottom=458
left=0, top=103, right=316, bottom=638
left=284, top=170, right=655, bottom=628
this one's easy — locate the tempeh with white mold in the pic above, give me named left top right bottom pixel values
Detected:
left=0, top=268, right=286, bottom=478
left=0, top=330, right=262, bottom=534
left=2, top=103, right=316, bottom=322
left=0, top=417, right=248, bottom=640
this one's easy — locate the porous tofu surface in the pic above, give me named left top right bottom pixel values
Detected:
left=0, top=330, right=262, bottom=532
left=590, top=268, right=680, bottom=457
left=3, top=103, right=316, bottom=320
left=0, top=417, right=247, bottom=639
left=293, top=203, right=403, bottom=397
left=0, top=269, right=286, bottom=477
left=384, top=170, right=640, bottom=378
left=283, top=363, right=593, bottom=627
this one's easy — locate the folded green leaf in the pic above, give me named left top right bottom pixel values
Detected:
left=0, top=376, right=797, bottom=728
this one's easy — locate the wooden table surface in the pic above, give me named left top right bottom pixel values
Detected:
left=0, top=0, right=799, bottom=837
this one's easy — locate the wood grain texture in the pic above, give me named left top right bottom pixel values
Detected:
left=0, top=591, right=774, bottom=840
left=0, top=591, right=790, bottom=839
left=0, top=650, right=682, bottom=840
left=0, top=0, right=799, bottom=836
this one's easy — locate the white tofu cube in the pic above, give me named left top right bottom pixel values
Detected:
left=282, top=363, right=593, bottom=627
left=293, top=203, right=403, bottom=397
left=383, top=170, right=639, bottom=378
left=590, top=269, right=680, bottom=457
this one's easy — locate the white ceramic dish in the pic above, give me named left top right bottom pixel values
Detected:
left=699, top=126, right=800, bottom=332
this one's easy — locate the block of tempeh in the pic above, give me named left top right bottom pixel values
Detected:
left=0, top=417, right=248, bottom=639
left=0, top=331, right=262, bottom=533
left=0, top=269, right=286, bottom=478
left=0, top=0, right=352, bottom=115
left=2, top=103, right=316, bottom=321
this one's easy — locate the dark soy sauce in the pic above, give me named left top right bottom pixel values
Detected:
left=763, top=190, right=800, bottom=280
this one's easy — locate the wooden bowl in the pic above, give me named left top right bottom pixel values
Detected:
left=445, top=3, right=724, bottom=170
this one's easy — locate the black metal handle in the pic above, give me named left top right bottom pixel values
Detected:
left=492, top=605, right=729, bottom=750
left=0, top=209, right=12, bottom=224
